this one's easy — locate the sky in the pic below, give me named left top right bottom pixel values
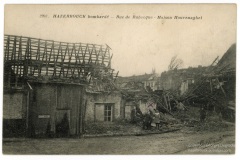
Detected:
left=4, top=4, right=237, bottom=76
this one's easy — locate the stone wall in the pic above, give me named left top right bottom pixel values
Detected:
left=85, top=92, right=122, bottom=122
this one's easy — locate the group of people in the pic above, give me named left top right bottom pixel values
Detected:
left=142, top=109, right=166, bottom=130
left=140, top=103, right=209, bottom=130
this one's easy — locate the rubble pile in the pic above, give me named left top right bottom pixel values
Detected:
left=173, top=105, right=230, bottom=132
left=173, top=106, right=199, bottom=124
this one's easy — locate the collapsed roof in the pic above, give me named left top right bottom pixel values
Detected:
left=4, top=35, right=118, bottom=89
left=214, top=43, right=236, bottom=74
left=181, top=43, right=236, bottom=107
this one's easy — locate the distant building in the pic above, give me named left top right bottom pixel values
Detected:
left=159, top=66, right=208, bottom=95
left=117, top=73, right=160, bottom=91
left=143, top=74, right=160, bottom=91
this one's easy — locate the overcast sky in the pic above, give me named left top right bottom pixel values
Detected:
left=5, top=4, right=236, bottom=76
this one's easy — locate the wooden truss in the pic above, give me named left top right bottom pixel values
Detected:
left=4, top=35, right=118, bottom=88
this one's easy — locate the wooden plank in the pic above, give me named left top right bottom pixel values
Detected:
left=32, top=39, right=40, bottom=76
left=210, top=79, right=213, bottom=93
left=29, top=39, right=33, bottom=75
left=83, top=44, right=88, bottom=64
left=23, top=38, right=30, bottom=77
left=72, top=44, right=81, bottom=77
left=50, top=43, right=56, bottom=77
left=88, top=44, right=95, bottom=64
left=44, top=41, right=48, bottom=75
left=15, top=37, right=22, bottom=87
left=102, top=47, right=108, bottom=65
left=59, top=43, right=68, bottom=77
left=46, top=41, right=54, bottom=75
left=107, top=54, right=113, bottom=67
left=167, top=95, right=171, bottom=111
left=5, top=36, right=10, bottom=61
left=13, top=36, right=17, bottom=61
left=53, top=42, right=61, bottom=77
left=66, top=44, right=74, bottom=77
left=216, top=78, right=227, bottom=97
left=12, top=36, right=17, bottom=86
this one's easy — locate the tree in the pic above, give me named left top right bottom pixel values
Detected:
left=168, top=55, right=183, bottom=70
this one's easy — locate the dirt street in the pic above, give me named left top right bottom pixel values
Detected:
left=3, top=127, right=235, bottom=155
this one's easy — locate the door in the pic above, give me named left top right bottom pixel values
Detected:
left=55, top=110, right=70, bottom=137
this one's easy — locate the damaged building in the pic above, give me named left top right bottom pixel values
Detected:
left=181, top=44, right=236, bottom=122
left=3, top=35, right=119, bottom=137
left=116, top=43, right=236, bottom=124
left=116, top=73, right=173, bottom=122
left=116, top=73, right=156, bottom=119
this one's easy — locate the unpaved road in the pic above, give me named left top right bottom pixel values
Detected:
left=3, top=127, right=235, bottom=154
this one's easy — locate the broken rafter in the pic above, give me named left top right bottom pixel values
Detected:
left=4, top=35, right=116, bottom=87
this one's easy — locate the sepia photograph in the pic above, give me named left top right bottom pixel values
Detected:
left=2, top=4, right=237, bottom=155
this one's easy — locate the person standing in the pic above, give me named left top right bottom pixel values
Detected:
left=200, top=107, right=206, bottom=122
